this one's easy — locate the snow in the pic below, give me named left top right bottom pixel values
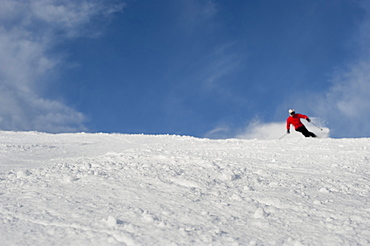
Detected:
left=0, top=131, right=369, bottom=245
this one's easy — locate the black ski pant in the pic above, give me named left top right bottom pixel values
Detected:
left=296, top=126, right=316, bottom=138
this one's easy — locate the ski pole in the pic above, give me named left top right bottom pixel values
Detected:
left=279, top=133, right=288, bottom=140
left=309, top=122, right=323, bottom=131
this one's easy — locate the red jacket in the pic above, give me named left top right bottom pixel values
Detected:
left=286, top=113, right=309, bottom=130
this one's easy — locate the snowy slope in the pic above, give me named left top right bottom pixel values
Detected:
left=0, top=131, right=369, bottom=245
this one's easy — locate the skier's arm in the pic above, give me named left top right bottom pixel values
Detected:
left=297, top=113, right=310, bottom=121
left=302, top=114, right=311, bottom=122
left=286, top=119, right=291, bottom=130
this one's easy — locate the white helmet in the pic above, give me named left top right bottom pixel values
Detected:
left=288, top=109, right=295, bottom=115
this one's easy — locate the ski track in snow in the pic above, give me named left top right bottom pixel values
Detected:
left=0, top=131, right=370, bottom=245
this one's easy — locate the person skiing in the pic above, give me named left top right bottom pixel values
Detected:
left=286, top=109, right=316, bottom=137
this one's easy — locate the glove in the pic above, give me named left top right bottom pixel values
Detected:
left=287, top=129, right=290, bottom=134
left=306, top=118, right=311, bottom=122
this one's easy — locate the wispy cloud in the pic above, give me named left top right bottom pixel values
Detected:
left=0, top=0, right=123, bottom=132
left=312, top=2, right=370, bottom=137
left=165, top=0, right=247, bottom=132
left=202, top=43, right=243, bottom=89
left=177, top=0, right=218, bottom=33
left=315, top=60, right=370, bottom=137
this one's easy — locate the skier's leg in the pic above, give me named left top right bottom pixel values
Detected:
left=296, top=127, right=309, bottom=137
left=302, top=126, right=317, bottom=137
left=296, top=126, right=312, bottom=137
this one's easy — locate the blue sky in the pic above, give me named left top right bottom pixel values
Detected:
left=1, top=0, right=370, bottom=138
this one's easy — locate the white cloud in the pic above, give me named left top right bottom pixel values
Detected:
left=0, top=0, right=123, bottom=132
left=313, top=59, right=370, bottom=137
left=328, top=62, right=370, bottom=117
left=311, top=3, right=370, bottom=137
left=29, top=0, right=123, bottom=38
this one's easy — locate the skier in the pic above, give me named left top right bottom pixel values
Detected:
left=286, top=109, right=316, bottom=137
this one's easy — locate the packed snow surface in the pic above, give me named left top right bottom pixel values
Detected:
left=0, top=131, right=369, bottom=245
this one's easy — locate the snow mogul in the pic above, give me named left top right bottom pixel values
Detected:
left=286, top=109, right=316, bottom=138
